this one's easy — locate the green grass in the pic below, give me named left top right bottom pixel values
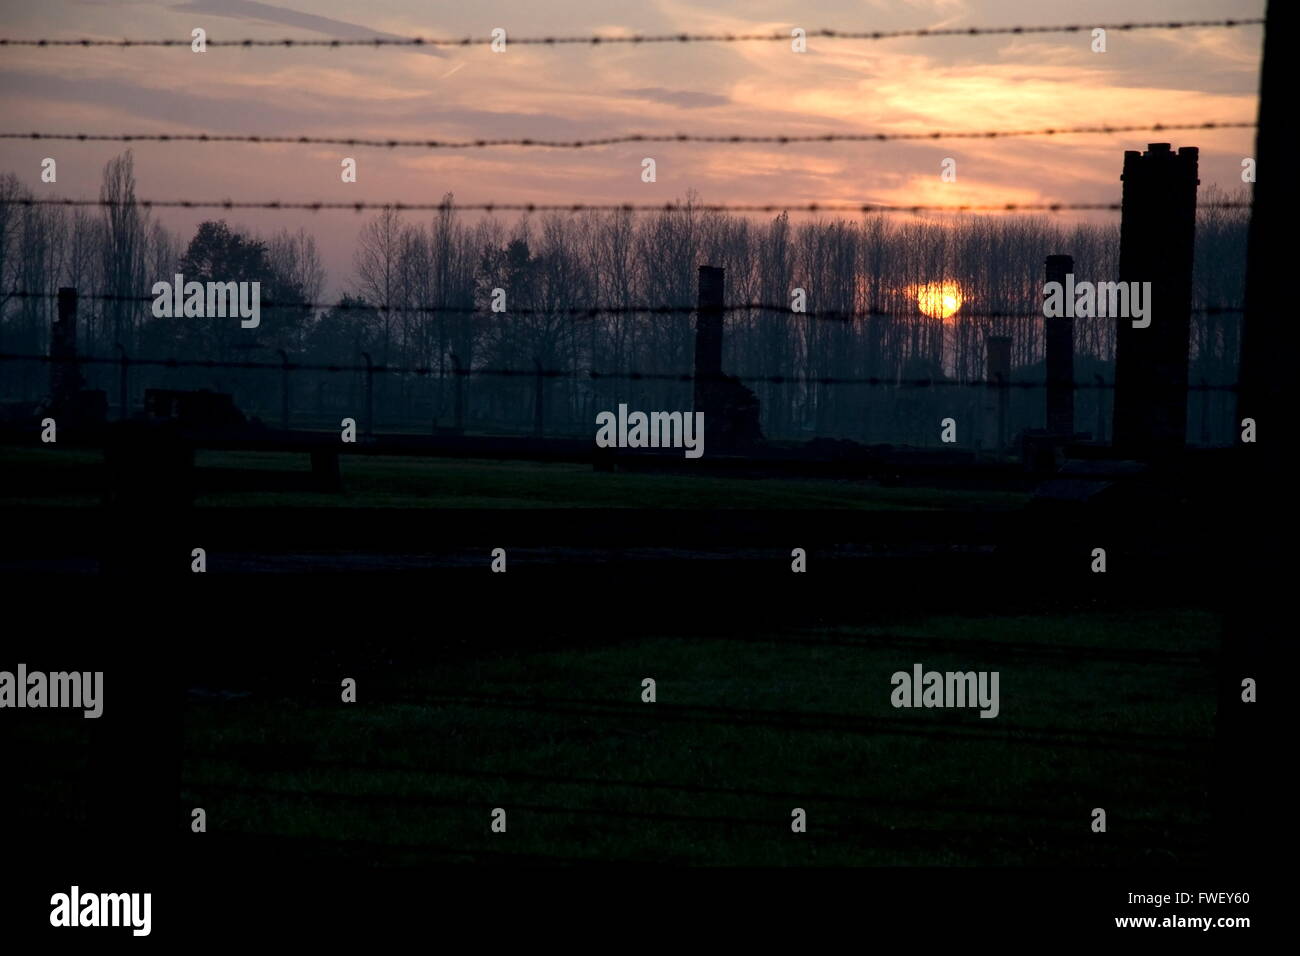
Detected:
left=173, top=607, right=1217, bottom=866
left=2, top=445, right=1029, bottom=510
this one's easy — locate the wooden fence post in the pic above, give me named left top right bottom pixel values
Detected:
left=985, top=335, right=1011, bottom=453
left=450, top=352, right=465, bottom=432
left=51, top=287, right=82, bottom=408
left=533, top=356, right=545, bottom=437
left=361, top=351, right=374, bottom=437
left=115, top=342, right=129, bottom=421
left=277, top=348, right=290, bottom=430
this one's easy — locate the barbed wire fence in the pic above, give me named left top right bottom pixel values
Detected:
left=0, top=194, right=1252, bottom=441
left=0, top=17, right=1263, bottom=47
left=0, top=197, right=1255, bottom=214
left=0, top=28, right=1259, bottom=500
left=0, top=82, right=1256, bottom=443
left=0, top=121, right=1257, bottom=151
left=0, top=11, right=1261, bottom=867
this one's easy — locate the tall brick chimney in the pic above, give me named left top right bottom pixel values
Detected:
left=1113, top=143, right=1199, bottom=453
left=1044, top=254, right=1075, bottom=436
left=50, top=287, right=83, bottom=408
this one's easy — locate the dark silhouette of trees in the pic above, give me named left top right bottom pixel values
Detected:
left=0, top=155, right=1251, bottom=444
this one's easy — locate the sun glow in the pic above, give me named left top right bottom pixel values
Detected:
left=915, top=282, right=963, bottom=320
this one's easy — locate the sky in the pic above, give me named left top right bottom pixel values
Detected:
left=0, top=0, right=1266, bottom=295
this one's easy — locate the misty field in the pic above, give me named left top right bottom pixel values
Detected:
left=176, top=608, right=1216, bottom=866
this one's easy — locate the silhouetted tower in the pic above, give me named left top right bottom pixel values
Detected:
left=694, top=265, right=725, bottom=423
left=1044, top=255, right=1075, bottom=436
left=50, top=287, right=83, bottom=408
left=1112, top=143, right=1199, bottom=453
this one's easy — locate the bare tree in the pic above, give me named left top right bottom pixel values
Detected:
left=99, top=151, right=150, bottom=352
left=354, top=207, right=403, bottom=365
left=269, top=227, right=326, bottom=307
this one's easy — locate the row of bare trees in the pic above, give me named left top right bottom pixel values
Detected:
left=340, top=188, right=1246, bottom=442
left=0, top=153, right=1249, bottom=443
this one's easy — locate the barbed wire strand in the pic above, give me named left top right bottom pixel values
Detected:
left=0, top=122, right=1256, bottom=151
left=0, top=18, right=1264, bottom=48
left=0, top=352, right=1240, bottom=391
left=0, top=198, right=1254, bottom=215
left=3, top=290, right=1248, bottom=320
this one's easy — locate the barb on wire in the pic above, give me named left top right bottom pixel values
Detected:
left=0, top=19, right=1263, bottom=48
left=0, top=122, right=1256, bottom=151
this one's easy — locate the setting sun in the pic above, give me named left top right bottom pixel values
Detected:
left=915, top=282, right=963, bottom=320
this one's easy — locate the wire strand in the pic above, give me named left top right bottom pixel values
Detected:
left=0, top=198, right=1254, bottom=215
left=0, top=19, right=1263, bottom=48
left=0, top=122, right=1255, bottom=151
left=3, top=290, right=1247, bottom=320
left=0, top=352, right=1241, bottom=390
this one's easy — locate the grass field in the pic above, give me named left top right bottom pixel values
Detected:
left=1, top=445, right=1029, bottom=511
left=167, top=607, right=1218, bottom=866
left=3, top=444, right=1220, bottom=866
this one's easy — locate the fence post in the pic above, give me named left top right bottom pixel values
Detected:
left=277, top=348, right=290, bottom=430
left=985, top=335, right=1011, bottom=453
left=360, top=351, right=374, bottom=437
left=51, top=287, right=82, bottom=409
left=533, top=356, right=544, bottom=437
left=1094, top=374, right=1106, bottom=443
left=1199, top=376, right=1211, bottom=445
left=114, top=342, right=129, bottom=421
left=1044, top=254, right=1075, bottom=436
left=449, top=352, right=465, bottom=432
left=1218, top=0, right=1277, bottom=870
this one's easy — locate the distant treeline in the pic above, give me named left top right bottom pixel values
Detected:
left=0, top=152, right=1248, bottom=445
